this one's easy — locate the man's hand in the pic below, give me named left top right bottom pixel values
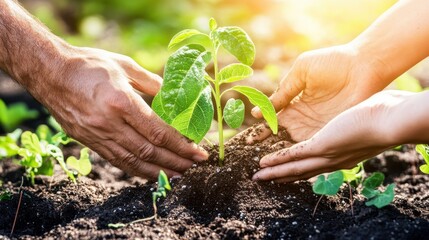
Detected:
left=45, top=47, right=208, bottom=179
left=0, top=1, right=208, bottom=180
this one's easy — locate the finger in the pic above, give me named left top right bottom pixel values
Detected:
left=245, top=123, right=272, bottom=144
left=91, top=141, right=181, bottom=180
left=122, top=58, right=163, bottom=96
left=270, top=141, right=294, bottom=152
left=252, top=69, right=304, bottom=119
left=259, top=139, right=314, bottom=167
left=116, top=124, right=195, bottom=173
left=124, top=97, right=209, bottom=162
left=252, top=157, right=329, bottom=181
left=273, top=167, right=332, bottom=183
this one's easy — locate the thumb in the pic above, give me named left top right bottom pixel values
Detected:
left=252, top=68, right=305, bottom=118
left=123, top=59, right=163, bottom=96
left=129, top=69, right=163, bottom=96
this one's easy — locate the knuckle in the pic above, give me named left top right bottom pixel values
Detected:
left=106, top=92, right=131, bottom=112
left=149, top=127, right=169, bottom=146
left=138, top=143, right=156, bottom=161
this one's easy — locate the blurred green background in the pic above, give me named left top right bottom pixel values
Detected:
left=19, top=0, right=397, bottom=75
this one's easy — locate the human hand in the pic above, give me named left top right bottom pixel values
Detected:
left=251, top=44, right=389, bottom=142
left=35, top=47, right=208, bottom=179
left=252, top=90, right=418, bottom=183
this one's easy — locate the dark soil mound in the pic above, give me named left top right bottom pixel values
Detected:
left=1, top=128, right=429, bottom=239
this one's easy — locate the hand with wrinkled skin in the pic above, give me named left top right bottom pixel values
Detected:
left=0, top=0, right=208, bottom=180
left=253, top=90, right=429, bottom=183
left=49, top=48, right=208, bottom=179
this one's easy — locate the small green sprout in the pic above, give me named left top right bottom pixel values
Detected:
left=312, top=165, right=395, bottom=215
left=108, top=170, right=171, bottom=229
left=152, top=18, right=278, bottom=164
left=362, top=172, right=395, bottom=208
left=415, top=144, right=429, bottom=174
left=312, top=171, right=344, bottom=196
left=0, top=99, right=39, bottom=132
left=16, top=129, right=90, bottom=184
left=152, top=169, right=171, bottom=219
left=0, top=128, right=22, bottom=158
left=0, top=189, right=12, bottom=201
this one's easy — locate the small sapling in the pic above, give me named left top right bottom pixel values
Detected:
left=108, top=170, right=171, bottom=228
left=152, top=18, right=278, bottom=164
left=312, top=164, right=395, bottom=216
left=415, top=144, right=429, bottom=174
left=0, top=99, right=39, bottom=132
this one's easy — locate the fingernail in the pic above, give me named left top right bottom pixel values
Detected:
left=192, top=149, right=209, bottom=162
left=251, top=107, right=260, bottom=116
left=252, top=174, right=260, bottom=181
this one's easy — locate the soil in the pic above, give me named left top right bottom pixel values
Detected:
left=1, top=76, right=429, bottom=239
left=1, top=125, right=429, bottom=240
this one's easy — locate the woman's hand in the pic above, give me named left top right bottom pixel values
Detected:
left=252, top=90, right=425, bottom=183
left=251, top=44, right=388, bottom=142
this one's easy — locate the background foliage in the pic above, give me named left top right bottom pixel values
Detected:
left=19, top=0, right=396, bottom=74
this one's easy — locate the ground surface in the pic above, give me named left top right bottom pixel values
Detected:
left=1, top=126, right=429, bottom=240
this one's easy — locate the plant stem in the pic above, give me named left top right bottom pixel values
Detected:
left=212, top=47, right=224, bottom=164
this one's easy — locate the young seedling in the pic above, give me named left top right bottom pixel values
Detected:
left=312, top=170, right=343, bottom=216
left=16, top=126, right=90, bottom=184
left=0, top=99, right=39, bottom=132
left=152, top=18, right=278, bottom=164
left=108, top=170, right=171, bottom=229
left=415, top=144, right=429, bottom=174
left=0, top=128, right=22, bottom=158
left=362, top=172, right=395, bottom=208
left=341, top=162, right=364, bottom=215
left=312, top=164, right=395, bottom=215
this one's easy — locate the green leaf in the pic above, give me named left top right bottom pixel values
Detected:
left=219, top=63, right=253, bottom=83
left=18, top=149, right=42, bottom=168
left=37, top=158, right=54, bottom=176
left=312, top=171, right=344, bottom=196
left=152, top=44, right=212, bottom=140
left=21, top=131, right=43, bottom=154
left=158, top=170, right=171, bottom=191
left=363, top=172, right=384, bottom=189
left=420, top=164, right=429, bottom=174
left=416, top=144, right=429, bottom=174
left=341, top=164, right=362, bottom=183
left=36, top=125, right=53, bottom=143
left=170, top=86, right=213, bottom=143
left=0, top=190, right=12, bottom=201
left=223, top=99, right=244, bottom=129
left=209, top=18, right=217, bottom=31
left=0, top=129, right=22, bottom=157
left=0, top=99, right=38, bottom=132
left=46, top=145, right=76, bottom=182
left=51, top=132, right=73, bottom=146
left=362, top=187, right=380, bottom=199
left=66, top=148, right=92, bottom=176
left=213, top=26, right=255, bottom=66
left=168, top=29, right=211, bottom=50
left=230, top=86, right=278, bottom=134
left=365, top=184, right=395, bottom=208
left=416, top=144, right=429, bottom=163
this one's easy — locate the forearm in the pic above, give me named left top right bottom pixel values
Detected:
left=0, top=0, right=72, bottom=97
left=351, top=0, right=429, bottom=85
left=387, top=91, right=429, bottom=144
